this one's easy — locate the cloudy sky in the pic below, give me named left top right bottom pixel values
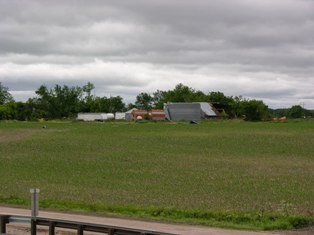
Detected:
left=0, top=0, right=313, bottom=108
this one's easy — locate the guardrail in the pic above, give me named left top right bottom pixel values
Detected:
left=0, top=215, right=177, bottom=235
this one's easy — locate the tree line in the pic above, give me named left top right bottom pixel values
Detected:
left=0, top=82, right=313, bottom=121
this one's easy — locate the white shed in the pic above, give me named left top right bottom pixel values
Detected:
left=77, top=113, right=114, bottom=121
left=115, top=112, right=126, bottom=120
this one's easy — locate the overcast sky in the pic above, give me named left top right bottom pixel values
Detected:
left=1, top=0, right=313, bottom=109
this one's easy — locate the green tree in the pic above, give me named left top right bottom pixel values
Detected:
left=126, top=103, right=136, bottom=111
left=107, top=96, right=125, bottom=113
left=82, top=82, right=95, bottom=99
left=0, top=104, right=10, bottom=120
left=89, top=96, right=125, bottom=113
left=287, top=105, right=305, bottom=119
left=0, top=101, right=17, bottom=120
left=241, top=99, right=269, bottom=121
left=82, top=82, right=95, bottom=112
left=135, top=92, right=154, bottom=110
left=153, top=90, right=168, bottom=109
left=152, top=83, right=208, bottom=108
left=230, top=96, right=245, bottom=118
left=166, top=83, right=202, bottom=102
left=0, top=82, right=13, bottom=105
left=34, top=84, right=83, bottom=119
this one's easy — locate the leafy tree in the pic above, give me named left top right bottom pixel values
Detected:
left=229, top=96, right=245, bottom=118
left=82, top=82, right=95, bottom=99
left=107, top=96, right=125, bottom=113
left=0, top=104, right=10, bottom=120
left=0, top=101, right=17, bottom=120
left=88, top=96, right=125, bottom=113
left=241, top=99, right=269, bottom=121
left=135, top=92, right=154, bottom=110
left=82, top=82, right=95, bottom=112
left=34, top=84, right=83, bottom=119
left=153, top=90, right=168, bottom=109
left=153, top=83, right=208, bottom=108
left=126, top=103, right=136, bottom=111
left=287, top=105, right=305, bottom=119
left=166, top=83, right=203, bottom=102
left=0, top=82, right=13, bottom=105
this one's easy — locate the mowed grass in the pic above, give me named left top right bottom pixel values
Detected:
left=0, top=120, right=313, bottom=230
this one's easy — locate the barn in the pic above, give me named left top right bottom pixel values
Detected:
left=164, top=102, right=218, bottom=122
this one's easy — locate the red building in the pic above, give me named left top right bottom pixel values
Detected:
left=131, top=109, right=165, bottom=120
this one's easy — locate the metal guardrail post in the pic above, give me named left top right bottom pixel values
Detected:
left=31, top=219, right=37, bottom=235
left=49, top=221, right=55, bottom=235
left=30, top=188, right=40, bottom=218
left=77, top=224, right=84, bottom=235
left=0, top=215, right=9, bottom=234
left=30, top=188, right=40, bottom=235
left=107, top=228, right=114, bottom=235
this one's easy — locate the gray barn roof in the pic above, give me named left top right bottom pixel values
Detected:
left=197, top=102, right=218, bottom=117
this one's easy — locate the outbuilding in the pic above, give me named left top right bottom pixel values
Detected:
left=164, top=102, right=218, bottom=122
left=77, top=113, right=114, bottom=121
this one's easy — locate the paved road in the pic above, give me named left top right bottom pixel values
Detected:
left=0, top=206, right=311, bottom=235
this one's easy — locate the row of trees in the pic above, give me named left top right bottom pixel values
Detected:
left=0, top=82, right=125, bottom=121
left=0, top=82, right=313, bottom=121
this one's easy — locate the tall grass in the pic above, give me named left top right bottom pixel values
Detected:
left=0, top=120, right=313, bottom=230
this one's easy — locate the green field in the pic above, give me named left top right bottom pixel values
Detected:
left=0, top=120, right=313, bottom=230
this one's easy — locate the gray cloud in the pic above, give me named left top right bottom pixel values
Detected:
left=0, top=0, right=313, bottom=108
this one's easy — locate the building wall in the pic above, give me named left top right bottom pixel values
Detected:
left=164, top=103, right=201, bottom=122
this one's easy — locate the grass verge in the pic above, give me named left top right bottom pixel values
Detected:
left=1, top=196, right=313, bottom=231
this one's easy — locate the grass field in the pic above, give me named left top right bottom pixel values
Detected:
left=0, top=120, right=313, bottom=230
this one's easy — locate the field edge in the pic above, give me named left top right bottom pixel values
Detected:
left=0, top=198, right=313, bottom=231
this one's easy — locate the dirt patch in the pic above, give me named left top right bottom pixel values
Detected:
left=0, top=129, right=57, bottom=143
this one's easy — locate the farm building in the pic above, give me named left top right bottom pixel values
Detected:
left=131, top=109, right=166, bottom=120
left=77, top=113, right=114, bottom=121
left=151, top=110, right=166, bottom=120
left=164, top=103, right=201, bottom=122
left=125, top=108, right=137, bottom=120
left=115, top=112, right=126, bottom=120
left=164, top=102, right=218, bottom=122
left=198, top=102, right=219, bottom=118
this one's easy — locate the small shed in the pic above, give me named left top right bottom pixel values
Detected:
left=115, top=112, right=126, bottom=120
